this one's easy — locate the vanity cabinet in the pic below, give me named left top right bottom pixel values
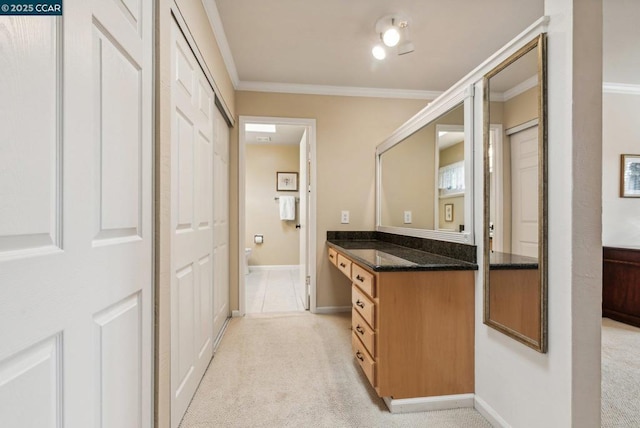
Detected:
left=330, top=247, right=474, bottom=399
left=603, top=246, right=640, bottom=328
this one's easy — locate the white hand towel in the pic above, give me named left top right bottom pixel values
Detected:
left=279, top=196, right=296, bottom=221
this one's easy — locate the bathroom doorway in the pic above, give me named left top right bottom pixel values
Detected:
left=238, top=116, right=317, bottom=315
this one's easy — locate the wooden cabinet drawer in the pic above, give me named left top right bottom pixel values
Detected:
left=352, top=264, right=375, bottom=298
left=352, top=285, right=375, bottom=328
left=352, top=308, right=375, bottom=356
left=352, top=332, right=376, bottom=387
left=337, top=254, right=352, bottom=277
left=328, top=247, right=338, bottom=266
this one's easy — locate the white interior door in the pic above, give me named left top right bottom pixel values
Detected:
left=170, top=19, right=216, bottom=428
left=212, top=108, right=230, bottom=338
left=510, top=126, right=539, bottom=257
left=0, top=0, right=153, bottom=426
left=298, top=130, right=310, bottom=309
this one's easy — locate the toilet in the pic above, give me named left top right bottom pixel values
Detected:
left=244, top=248, right=252, bottom=275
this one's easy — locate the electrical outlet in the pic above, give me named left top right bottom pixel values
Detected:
left=403, top=211, right=412, bottom=224
left=341, top=210, right=349, bottom=224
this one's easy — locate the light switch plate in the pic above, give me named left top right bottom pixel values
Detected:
left=341, top=210, right=349, bottom=224
left=403, top=211, right=412, bottom=224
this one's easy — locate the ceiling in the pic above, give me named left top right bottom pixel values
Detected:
left=211, top=0, right=545, bottom=95
left=207, top=0, right=640, bottom=116
left=205, top=3, right=638, bottom=145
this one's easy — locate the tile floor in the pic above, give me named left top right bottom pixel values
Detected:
left=245, top=267, right=307, bottom=313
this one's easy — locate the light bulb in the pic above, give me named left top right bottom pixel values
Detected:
left=372, top=45, right=386, bottom=60
left=382, top=27, right=400, bottom=47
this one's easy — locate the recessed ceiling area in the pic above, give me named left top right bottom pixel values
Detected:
left=211, top=0, right=544, bottom=92
left=245, top=124, right=306, bottom=145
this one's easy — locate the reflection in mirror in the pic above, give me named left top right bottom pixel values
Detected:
left=483, top=34, right=547, bottom=352
left=436, top=125, right=465, bottom=232
left=380, top=103, right=465, bottom=232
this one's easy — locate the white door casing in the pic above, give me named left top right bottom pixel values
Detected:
left=170, top=18, right=221, bottom=428
left=0, top=0, right=154, bottom=426
left=298, top=130, right=310, bottom=309
left=510, top=126, right=539, bottom=257
left=489, top=124, right=504, bottom=252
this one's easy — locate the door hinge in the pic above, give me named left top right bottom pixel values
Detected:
left=306, top=276, right=310, bottom=286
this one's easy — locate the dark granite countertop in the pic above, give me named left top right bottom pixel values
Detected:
left=489, top=251, right=538, bottom=270
left=327, top=239, right=478, bottom=272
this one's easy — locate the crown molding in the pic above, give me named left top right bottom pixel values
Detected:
left=201, top=0, right=240, bottom=87
left=603, top=82, right=640, bottom=95
left=236, top=81, right=441, bottom=100
left=503, top=75, right=538, bottom=101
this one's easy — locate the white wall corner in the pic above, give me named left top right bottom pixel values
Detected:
left=474, top=395, right=511, bottom=428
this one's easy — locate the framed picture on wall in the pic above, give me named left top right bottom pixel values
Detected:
left=621, top=154, right=640, bottom=198
left=276, top=172, right=298, bottom=191
left=444, top=203, right=454, bottom=222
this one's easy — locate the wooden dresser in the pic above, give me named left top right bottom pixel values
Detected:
left=329, top=245, right=475, bottom=400
left=603, top=246, right=640, bottom=328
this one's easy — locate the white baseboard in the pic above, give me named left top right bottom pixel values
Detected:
left=249, top=264, right=300, bottom=271
left=383, top=394, right=475, bottom=414
left=474, top=395, right=510, bottom=427
left=231, top=310, right=243, bottom=318
left=313, top=305, right=351, bottom=314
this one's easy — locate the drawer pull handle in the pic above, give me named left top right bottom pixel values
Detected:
left=340, top=262, right=346, bottom=268
left=356, top=300, right=365, bottom=309
left=329, top=254, right=334, bottom=259
left=355, top=351, right=364, bottom=362
left=355, top=325, right=365, bottom=335
left=355, top=274, right=364, bottom=282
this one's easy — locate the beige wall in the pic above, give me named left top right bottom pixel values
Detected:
left=155, top=1, right=236, bottom=426
left=504, top=87, right=538, bottom=130
left=380, top=124, right=434, bottom=229
left=246, top=144, right=300, bottom=265
left=440, top=141, right=464, bottom=166
left=230, top=92, right=427, bottom=310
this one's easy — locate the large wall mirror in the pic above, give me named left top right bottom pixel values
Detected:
left=483, top=34, right=547, bottom=352
left=377, top=91, right=473, bottom=244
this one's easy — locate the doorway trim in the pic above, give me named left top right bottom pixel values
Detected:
left=237, top=115, right=317, bottom=316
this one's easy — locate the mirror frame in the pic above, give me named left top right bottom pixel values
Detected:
left=483, top=33, right=548, bottom=352
left=376, top=88, right=475, bottom=244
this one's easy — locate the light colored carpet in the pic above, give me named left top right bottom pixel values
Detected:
left=601, top=318, right=640, bottom=427
left=179, top=312, right=490, bottom=428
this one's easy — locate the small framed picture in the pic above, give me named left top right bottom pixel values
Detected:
left=276, top=172, right=298, bottom=191
left=444, top=203, right=454, bottom=222
left=621, top=154, right=640, bottom=198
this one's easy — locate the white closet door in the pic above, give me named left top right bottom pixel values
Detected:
left=0, top=0, right=153, bottom=427
left=511, top=126, right=539, bottom=258
left=213, top=109, right=230, bottom=340
left=170, top=19, right=216, bottom=428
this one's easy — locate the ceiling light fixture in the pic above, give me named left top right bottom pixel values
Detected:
left=372, top=45, right=386, bottom=60
left=372, top=14, right=414, bottom=59
left=382, top=26, right=400, bottom=47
